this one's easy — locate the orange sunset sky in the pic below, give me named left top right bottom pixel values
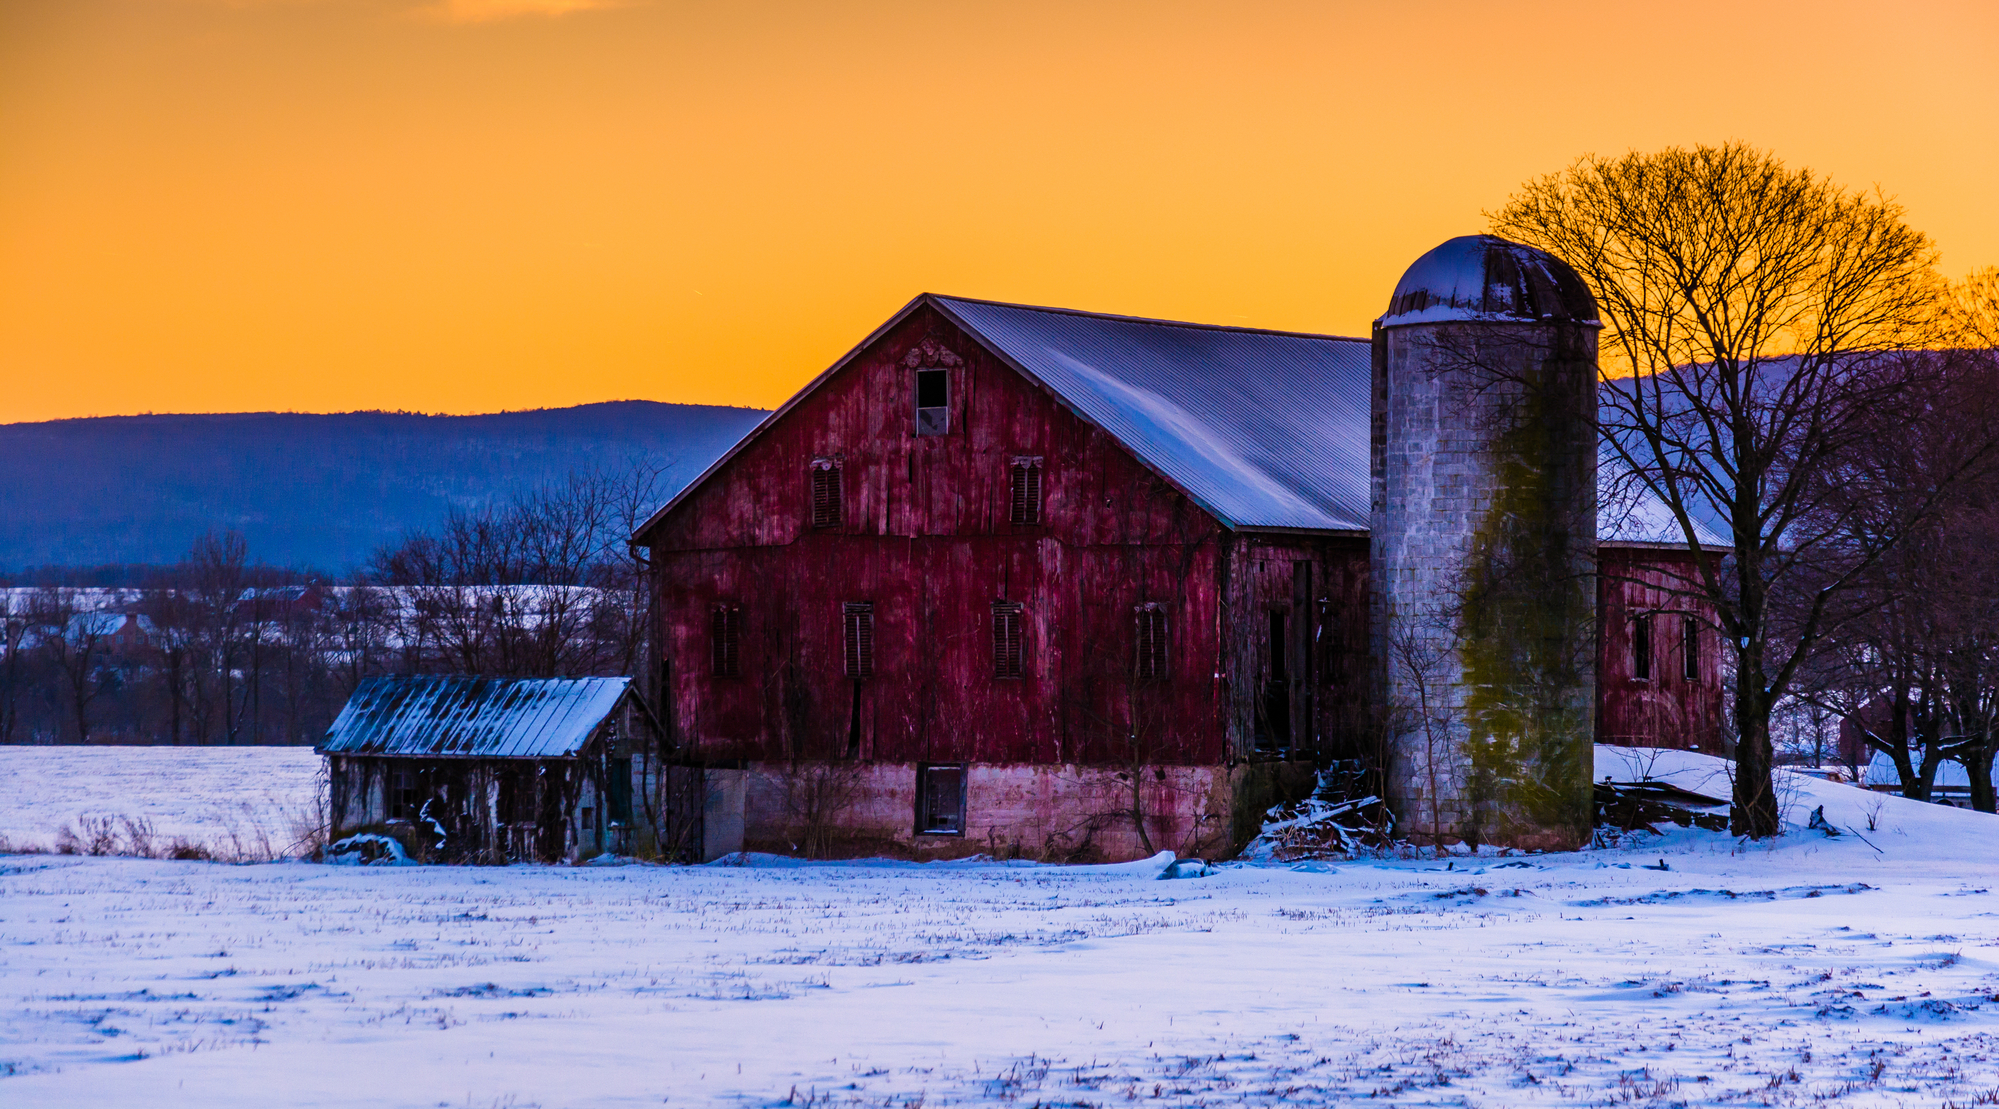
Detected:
left=2, top=0, right=1996, bottom=424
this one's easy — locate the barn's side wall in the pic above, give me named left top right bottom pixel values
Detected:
left=1596, top=545, right=1727, bottom=754
left=641, top=305, right=1351, bottom=860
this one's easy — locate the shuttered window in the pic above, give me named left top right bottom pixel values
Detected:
left=1682, top=615, right=1700, bottom=682
left=810, top=458, right=842, bottom=528
left=992, top=601, right=1024, bottom=680
left=711, top=604, right=741, bottom=678
left=1008, top=457, right=1044, bottom=525
left=1136, top=604, right=1168, bottom=683
left=843, top=602, right=874, bottom=680
left=1633, top=614, right=1653, bottom=681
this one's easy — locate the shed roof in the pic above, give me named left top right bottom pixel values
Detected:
left=319, top=676, right=629, bottom=759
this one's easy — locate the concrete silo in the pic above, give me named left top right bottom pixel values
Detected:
left=1370, top=235, right=1600, bottom=850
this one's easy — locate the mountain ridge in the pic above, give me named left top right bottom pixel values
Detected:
left=0, top=401, right=768, bottom=573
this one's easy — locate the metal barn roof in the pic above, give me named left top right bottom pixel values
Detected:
left=320, top=676, right=629, bottom=759
left=932, top=297, right=1373, bottom=532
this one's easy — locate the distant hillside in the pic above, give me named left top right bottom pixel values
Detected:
left=0, top=402, right=766, bottom=573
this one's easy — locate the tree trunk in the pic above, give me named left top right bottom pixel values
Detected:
left=1966, top=746, right=1996, bottom=813
left=1731, top=674, right=1781, bottom=837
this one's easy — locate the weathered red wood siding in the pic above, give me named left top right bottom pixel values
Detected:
left=644, top=304, right=1249, bottom=768
left=1596, top=545, right=1726, bottom=752
left=1221, top=537, right=1373, bottom=764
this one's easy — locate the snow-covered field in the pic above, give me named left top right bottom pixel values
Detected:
left=0, top=745, right=323, bottom=859
left=5, top=749, right=1999, bottom=1107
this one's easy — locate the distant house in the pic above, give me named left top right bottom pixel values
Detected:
left=233, top=585, right=326, bottom=623
left=319, top=676, right=671, bottom=863
left=65, top=611, right=155, bottom=654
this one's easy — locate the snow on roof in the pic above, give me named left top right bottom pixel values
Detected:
left=319, top=676, right=629, bottom=759
left=1863, top=751, right=1993, bottom=791
left=932, top=297, right=1372, bottom=531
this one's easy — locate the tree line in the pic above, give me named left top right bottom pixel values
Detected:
left=0, top=470, right=660, bottom=746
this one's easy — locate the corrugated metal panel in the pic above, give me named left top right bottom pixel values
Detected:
left=934, top=297, right=1373, bottom=532
left=318, top=676, right=628, bottom=758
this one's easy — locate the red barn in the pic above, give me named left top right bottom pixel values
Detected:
left=633, top=294, right=1723, bottom=862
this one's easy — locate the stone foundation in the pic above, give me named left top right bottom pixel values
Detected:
left=716, top=760, right=1314, bottom=863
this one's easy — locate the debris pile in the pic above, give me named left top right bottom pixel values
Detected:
left=1248, top=792, right=1397, bottom=860
left=1593, top=778, right=1730, bottom=834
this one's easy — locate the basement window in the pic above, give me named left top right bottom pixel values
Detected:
left=1135, top=604, right=1168, bottom=683
left=915, top=763, right=966, bottom=835
left=843, top=602, right=875, bottom=680
left=915, top=369, right=949, bottom=436
left=1682, top=615, right=1700, bottom=682
left=711, top=604, right=742, bottom=678
left=1008, top=456, right=1044, bottom=525
left=1633, top=614, right=1653, bottom=681
left=992, top=601, right=1024, bottom=680
left=810, top=458, right=843, bottom=529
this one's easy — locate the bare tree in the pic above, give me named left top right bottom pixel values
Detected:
left=370, top=466, right=661, bottom=679
left=1491, top=143, right=1967, bottom=837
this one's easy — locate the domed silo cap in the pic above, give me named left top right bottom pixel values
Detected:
left=1378, top=235, right=1600, bottom=328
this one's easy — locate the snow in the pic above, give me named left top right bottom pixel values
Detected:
left=5, top=747, right=1999, bottom=1106
left=0, top=746, right=322, bottom=859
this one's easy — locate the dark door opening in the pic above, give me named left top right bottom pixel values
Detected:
left=1259, top=610, right=1291, bottom=751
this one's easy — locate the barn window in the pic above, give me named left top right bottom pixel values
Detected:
left=1682, top=615, right=1700, bottom=682
left=711, top=604, right=742, bottom=678
left=1135, top=604, right=1168, bottom=683
left=992, top=601, right=1024, bottom=680
left=497, top=770, right=533, bottom=825
left=1633, top=614, right=1653, bottom=681
left=810, top=458, right=842, bottom=528
left=915, top=763, right=966, bottom=835
left=1008, top=457, right=1044, bottom=525
left=842, top=602, right=875, bottom=680
left=915, top=368, right=949, bottom=436
left=387, top=765, right=419, bottom=821
left=607, top=758, right=633, bottom=823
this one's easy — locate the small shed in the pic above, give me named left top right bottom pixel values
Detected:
left=319, top=676, right=667, bottom=863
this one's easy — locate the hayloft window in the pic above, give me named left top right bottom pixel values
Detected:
left=992, top=601, right=1024, bottom=680
left=915, top=763, right=966, bottom=835
left=1633, top=614, right=1653, bottom=681
left=1008, top=457, right=1044, bottom=525
left=1682, top=615, right=1700, bottom=682
left=810, top=458, right=842, bottom=528
left=915, top=368, right=949, bottom=436
left=1135, top=604, right=1168, bottom=683
left=711, top=604, right=742, bottom=678
left=843, top=602, right=875, bottom=680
